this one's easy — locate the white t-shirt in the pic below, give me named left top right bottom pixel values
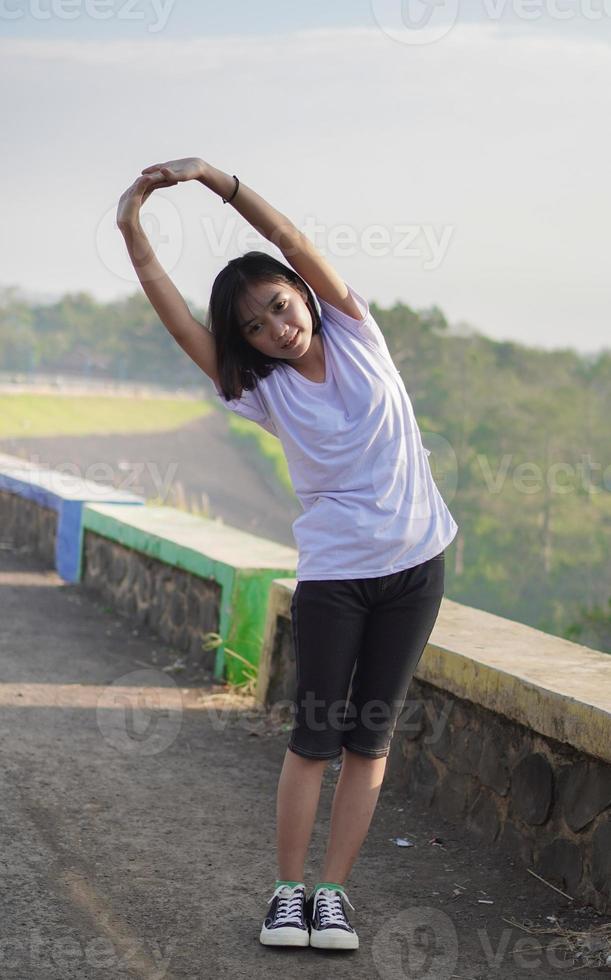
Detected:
left=214, top=282, right=458, bottom=581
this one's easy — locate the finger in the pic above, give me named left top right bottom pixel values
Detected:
left=142, top=179, right=174, bottom=200
left=141, top=164, right=164, bottom=173
left=157, top=169, right=178, bottom=187
left=140, top=172, right=164, bottom=184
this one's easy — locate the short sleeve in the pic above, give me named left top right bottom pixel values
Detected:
left=316, top=282, right=396, bottom=367
left=213, top=379, right=278, bottom=438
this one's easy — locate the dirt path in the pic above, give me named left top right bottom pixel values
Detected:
left=0, top=408, right=299, bottom=549
left=0, top=545, right=605, bottom=979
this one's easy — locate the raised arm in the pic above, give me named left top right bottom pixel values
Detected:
left=194, top=162, right=365, bottom=322
left=117, top=155, right=366, bottom=387
left=116, top=167, right=220, bottom=386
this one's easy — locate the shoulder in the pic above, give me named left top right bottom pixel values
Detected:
left=316, top=283, right=399, bottom=372
left=316, top=282, right=370, bottom=326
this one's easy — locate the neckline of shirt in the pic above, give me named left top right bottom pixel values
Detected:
left=281, top=325, right=331, bottom=387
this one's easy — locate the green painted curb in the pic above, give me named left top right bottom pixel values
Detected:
left=81, top=504, right=297, bottom=685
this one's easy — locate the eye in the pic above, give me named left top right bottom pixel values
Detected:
left=249, top=300, right=287, bottom=333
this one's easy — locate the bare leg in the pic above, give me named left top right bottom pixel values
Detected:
left=276, top=746, right=329, bottom=881
left=320, top=746, right=388, bottom=885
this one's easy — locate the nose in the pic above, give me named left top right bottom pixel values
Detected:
left=274, top=322, right=291, bottom=343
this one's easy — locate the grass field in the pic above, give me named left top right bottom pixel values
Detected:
left=0, top=394, right=212, bottom=438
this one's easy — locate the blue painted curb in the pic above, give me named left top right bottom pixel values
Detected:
left=0, top=462, right=145, bottom=582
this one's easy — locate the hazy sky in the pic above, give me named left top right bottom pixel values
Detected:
left=1, top=1, right=609, bottom=354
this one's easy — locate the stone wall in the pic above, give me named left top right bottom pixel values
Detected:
left=81, top=530, right=222, bottom=673
left=387, top=679, right=611, bottom=915
left=0, top=489, right=56, bottom=566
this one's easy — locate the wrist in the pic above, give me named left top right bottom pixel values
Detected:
left=196, top=159, right=211, bottom=184
left=119, top=219, right=148, bottom=252
left=197, top=163, right=236, bottom=202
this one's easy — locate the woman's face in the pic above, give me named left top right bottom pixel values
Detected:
left=236, top=280, right=314, bottom=360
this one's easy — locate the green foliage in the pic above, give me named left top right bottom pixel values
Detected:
left=200, top=630, right=259, bottom=696
left=0, top=285, right=207, bottom=384
left=564, top=598, right=611, bottom=653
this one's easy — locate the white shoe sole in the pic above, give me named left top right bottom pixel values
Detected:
left=309, top=928, right=359, bottom=950
left=259, top=925, right=310, bottom=947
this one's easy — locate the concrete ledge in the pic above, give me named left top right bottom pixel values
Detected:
left=258, top=580, right=611, bottom=764
left=256, top=577, right=295, bottom=708
left=82, top=503, right=298, bottom=682
left=0, top=452, right=144, bottom=582
left=417, top=597, right=611, bottom=765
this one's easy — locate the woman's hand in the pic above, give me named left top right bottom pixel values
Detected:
left=115, top=171, right=176, bottom=232
left=116, top=158, right=207, bottom=232
left=140, top=157, right=207, bottom=184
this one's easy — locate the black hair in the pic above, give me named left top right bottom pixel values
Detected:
left=205, top=250, right=322, bottom=401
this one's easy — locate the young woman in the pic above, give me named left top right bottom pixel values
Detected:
left=117, top=157, right=458, bottom=953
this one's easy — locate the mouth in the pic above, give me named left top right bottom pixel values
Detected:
left=281, top=330, right=299, bottom=350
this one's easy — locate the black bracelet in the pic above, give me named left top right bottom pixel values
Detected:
left=222, top=175, right=239, bottom=204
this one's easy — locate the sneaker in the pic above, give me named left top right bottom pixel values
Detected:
left=307, top=886, right=359, bottom=950
left=259, top=883, right=310, bottom=947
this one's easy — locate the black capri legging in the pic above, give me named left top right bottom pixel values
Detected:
left=287, top=551, right=445, bottom=760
